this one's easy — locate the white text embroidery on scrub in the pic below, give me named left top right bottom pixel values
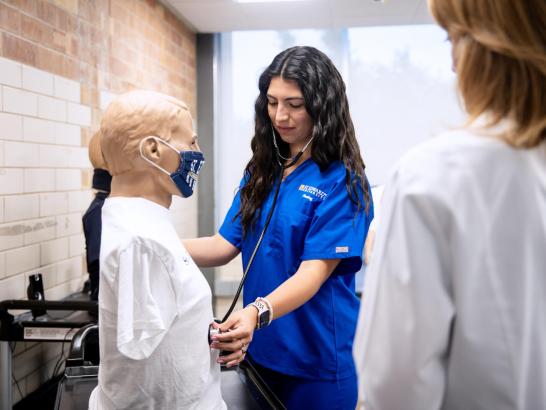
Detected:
left=298, top=184, right=327, bottom=200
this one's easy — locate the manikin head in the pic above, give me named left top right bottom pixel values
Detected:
left=88, top=130, right=112, bottom=193
left=88, top=131, right=108, bottom=170
left=100, top=90, right=201, bottom=208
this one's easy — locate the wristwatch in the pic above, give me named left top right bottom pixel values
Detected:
left=250, top=298, right=272, bottom=329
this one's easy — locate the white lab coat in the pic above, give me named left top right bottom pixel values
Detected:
left=89, top=197, right=225, bottom=410
left=354, top=126, right=546, bottom=410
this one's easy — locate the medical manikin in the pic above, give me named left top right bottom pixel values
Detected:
left=82, top=131, right=111, bottom=301
left=88, top=90, right=226, bottom=410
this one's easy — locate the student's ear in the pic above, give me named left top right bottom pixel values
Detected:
left=140, top=137, right=162, bottom=164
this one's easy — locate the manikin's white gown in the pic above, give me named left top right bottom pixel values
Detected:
left=89, top=197, right=226, bottom=410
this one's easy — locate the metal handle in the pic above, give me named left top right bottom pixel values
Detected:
left=65, top=323, right=98, bottom=367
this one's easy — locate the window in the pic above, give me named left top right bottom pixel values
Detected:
left=215, top=25, right=464, bottom=234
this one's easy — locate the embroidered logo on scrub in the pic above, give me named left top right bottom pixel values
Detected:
left=336, top=246, right=349, bottom=253
left=298, top=185, right=327, bottom=201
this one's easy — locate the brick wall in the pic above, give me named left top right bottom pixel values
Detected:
left=0, top=0, right=197, bottom=403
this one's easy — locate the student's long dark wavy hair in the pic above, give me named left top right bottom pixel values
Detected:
left=238, top=46, right=370, bottom=235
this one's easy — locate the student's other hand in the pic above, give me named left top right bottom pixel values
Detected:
left=210, top=306, right=257, bottom=367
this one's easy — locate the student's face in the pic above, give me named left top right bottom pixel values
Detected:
left=267, top=77, right=313, bottom=149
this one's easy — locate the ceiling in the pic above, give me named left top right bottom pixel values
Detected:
left=161, top=0, right=433, bottom=33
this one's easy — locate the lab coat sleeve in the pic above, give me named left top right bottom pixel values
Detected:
left=302, top=174, right=373, bottom=275
left=116, top=240, right=178, bottom=360
left=353, top=164, right=455, bottom=410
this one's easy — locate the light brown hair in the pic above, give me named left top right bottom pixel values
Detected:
left=100, top=90, right=189, bottom=175
left=429, top=0, right=546, bottom=148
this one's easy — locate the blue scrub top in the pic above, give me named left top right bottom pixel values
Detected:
left=220, top=159, right=374, bottom=380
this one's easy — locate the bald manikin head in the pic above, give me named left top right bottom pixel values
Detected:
left=100, top=90, right=190, bottom=176
left=88, top=130, right=108, bottom=170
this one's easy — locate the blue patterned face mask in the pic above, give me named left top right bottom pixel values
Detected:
left=139, top=136, right=205, bottom=198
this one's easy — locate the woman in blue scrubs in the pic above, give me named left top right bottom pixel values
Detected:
left=184, top=46, right=374, bottom=409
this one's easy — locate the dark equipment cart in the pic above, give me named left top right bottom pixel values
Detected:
left=0, top=296, right=98, bottom=410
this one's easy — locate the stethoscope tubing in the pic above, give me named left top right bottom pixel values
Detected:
left=218, top=146, right=306, bottom=323
left=220, top=166, right=283, bottom=323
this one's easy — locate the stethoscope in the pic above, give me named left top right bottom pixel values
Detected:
left=208, top=126, right=314, bottom=343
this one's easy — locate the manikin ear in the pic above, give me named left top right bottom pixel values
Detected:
left=140, top=137, right=163, bottom=166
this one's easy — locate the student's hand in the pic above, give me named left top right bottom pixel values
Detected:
left=210, top=306, right=257, bottom=367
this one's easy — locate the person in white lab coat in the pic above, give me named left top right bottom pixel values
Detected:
left=353, top=1, right=546, bottom=409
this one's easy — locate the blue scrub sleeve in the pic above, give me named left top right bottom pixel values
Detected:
left=302, top=177, right=373, bottom=275
left=218, top=178, right=246, bottom=250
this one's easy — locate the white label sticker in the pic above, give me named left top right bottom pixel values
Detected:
left=24, top=327, right=78, bottom=341
left=335, top=246, right=349, bottom=253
